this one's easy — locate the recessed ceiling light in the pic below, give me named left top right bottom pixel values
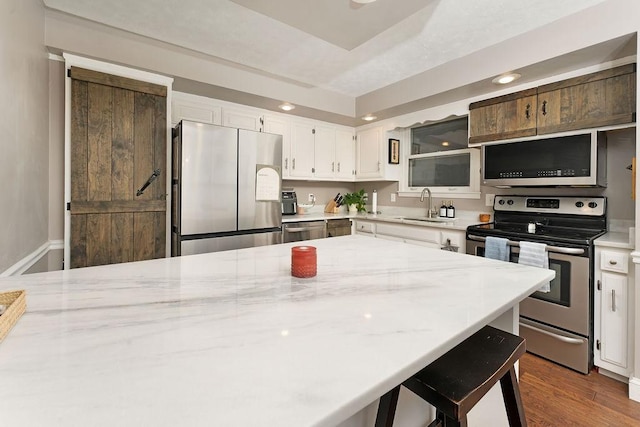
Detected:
left=492, top=73, right=521, bottom=85
left=278, top=102, right=295, bottom=111
left=352, top=0, right=376, bottom=3
left=441, top=141, right=449, bottom=147
left=362, top=114, right=377, bottom=121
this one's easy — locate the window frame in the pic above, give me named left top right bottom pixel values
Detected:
left=398, top=119, right=481, bottom=200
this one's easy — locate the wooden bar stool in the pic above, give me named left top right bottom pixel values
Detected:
left=375, top=325, right=527, bottom=427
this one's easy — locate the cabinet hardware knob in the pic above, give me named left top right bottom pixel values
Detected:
left=292, top=158, right=296, bottom=170
left=284, top=158, right=288, bottom=170
left=609, top=260, right=618, bottom=265
left=525, top=104, right=531, bottom=119
left=542, top=100, right=548, bottom=116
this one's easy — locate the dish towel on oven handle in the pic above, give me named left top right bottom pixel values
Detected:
left=518, top=241, right=551, bottom=292
left=484, top=236, right=510, bottom=261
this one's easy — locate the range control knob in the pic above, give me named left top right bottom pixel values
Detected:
left=507, top=199, right=514, bottom=205
left=575, top=201, right=584, bottom=208
left=498, top=199, right=506, bottom=205
left=588, top=202, right=598, bottom=209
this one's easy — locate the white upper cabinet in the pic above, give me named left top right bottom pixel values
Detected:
left=335, top=128, right=356, bottom=180
left=288, top=119, right=356, bottom=181
left=355, top=126, right=402, bottom=181
left=263, top=114, right=291, bottom=179
left=171, top=92, right=222, bottom=126
left=356, top=127, right=383, bottom=179
left=222, top=107, right=263, bottom=131
left=313, top=124, right=336, bottom=179
left=290, top=120, right=316, bottom=178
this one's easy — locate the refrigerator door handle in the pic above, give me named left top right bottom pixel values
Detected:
left=136, top=168, right=161, bottom=196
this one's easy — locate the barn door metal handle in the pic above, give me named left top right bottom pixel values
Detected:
left=136, top=169, right=161, bottom=196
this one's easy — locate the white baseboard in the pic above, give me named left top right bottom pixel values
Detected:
left=1, top=240, right=64, bottom=277
left=629, top=376, right=640, bottom=402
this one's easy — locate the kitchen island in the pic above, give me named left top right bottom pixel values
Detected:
left=0, top=235, right=554, bottom=427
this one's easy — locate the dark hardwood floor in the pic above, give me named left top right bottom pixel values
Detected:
left=519, top=352, right=640, bottom=426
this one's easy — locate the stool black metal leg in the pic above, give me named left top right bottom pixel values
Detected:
left=499, top=367, right=527, bottom=427
left=375, top=386, right=401, bottom=427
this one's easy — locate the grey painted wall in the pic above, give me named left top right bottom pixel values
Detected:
left=0, top=0, right=49, bottom=273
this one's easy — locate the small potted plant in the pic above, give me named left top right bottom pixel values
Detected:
left=343, top=189, right=367, bottom=213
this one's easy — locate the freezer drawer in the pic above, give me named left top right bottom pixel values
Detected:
left=180, top=232, right=282, bottom=256
left=520, top=317, right=590, bottom=374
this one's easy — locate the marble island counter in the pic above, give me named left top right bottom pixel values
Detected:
left=0, top=236, right=553, bottom=427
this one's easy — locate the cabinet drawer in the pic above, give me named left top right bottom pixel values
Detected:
left=354, top=221, right=375, bottom=234
left=600, top=250, right=628, bottom=274
left=376, top=223, right=440, bottom=244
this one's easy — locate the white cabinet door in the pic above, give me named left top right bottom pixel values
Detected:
left=263, top=114, right=291, bottom=178
left=354, top=220, right=375, bottom=235
left=222, top=107, right=262, bottom=131
left=290, top=120, right=315, bottom=178
left=598, top=271, right=628, bottom=370
left=594, top=247, right=633, bottom=377
left=356, top=127, right=383, bottom=179
left=441, top=231, right=465, bottom=252
left=313, top=124, right=336, bottom=179
left=171, top=92, right=222, bottom=126
left=335, top=129, right=355, bottom=180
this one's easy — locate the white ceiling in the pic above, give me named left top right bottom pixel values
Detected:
left=43, top=0, right=609, bottom=99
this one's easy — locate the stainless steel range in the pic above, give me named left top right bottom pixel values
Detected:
left=466, top=196, right=607, bottom=374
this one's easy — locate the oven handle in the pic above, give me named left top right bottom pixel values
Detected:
left=520, top=323, right=585, bottom=345
left=467, top=235, right=585, bottom=255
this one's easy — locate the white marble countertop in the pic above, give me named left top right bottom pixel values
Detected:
left=0, top=236, right=553, bottom=427
left=595, top=230, right=635, bottom=250
left=284, top=211, right=487, bottom=231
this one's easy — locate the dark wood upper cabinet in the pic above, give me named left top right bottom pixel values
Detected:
left=537, top=64, right=636, bottom=135
left=468, top=64, right=636, bottom=144
left=469, top=88, right=538, bottom=144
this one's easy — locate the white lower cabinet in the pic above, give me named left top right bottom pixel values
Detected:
left=354, top=220, right=375, bottom=235
left=353, top=220, right=464, bottom=252
left=594, top=246, right=634, bottom=377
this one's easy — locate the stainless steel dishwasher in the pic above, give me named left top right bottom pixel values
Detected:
left=282, top=221, right=326, bottom=243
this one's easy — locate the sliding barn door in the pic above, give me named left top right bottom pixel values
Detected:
left=69, top=67, right=167, bottom=268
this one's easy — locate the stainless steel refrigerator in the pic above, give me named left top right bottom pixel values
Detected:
left=171, top=120, right=283, bottom=256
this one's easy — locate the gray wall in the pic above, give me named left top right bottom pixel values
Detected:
left=0, top=0, right=49, bottom=273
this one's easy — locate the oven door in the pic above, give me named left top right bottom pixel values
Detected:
left=467, top=238, right=589, bottom=335
left=467, top=236, right=592, bottom=373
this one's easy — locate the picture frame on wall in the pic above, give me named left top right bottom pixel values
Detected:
left=388, top=138, right=400, bottom=164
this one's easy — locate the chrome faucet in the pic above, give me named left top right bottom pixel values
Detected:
left=420, top=187, right=438, bottom=218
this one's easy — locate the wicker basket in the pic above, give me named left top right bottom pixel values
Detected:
left=0, top=290, right=26, bottom=343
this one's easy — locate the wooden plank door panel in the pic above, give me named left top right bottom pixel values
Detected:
left=468, top=88, right=537, bottom=144
left=69, top=67, right=166, bottom=268
left=537, top=64, right=636, bottom=135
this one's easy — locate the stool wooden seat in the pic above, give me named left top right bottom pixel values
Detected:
left=375, top=325, right=527, bottom=427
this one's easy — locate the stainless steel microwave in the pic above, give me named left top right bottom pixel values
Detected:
left=482, top=131, right=607, bottom=187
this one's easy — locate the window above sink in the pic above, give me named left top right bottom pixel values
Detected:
left=399, top=116, right=481, bottom=199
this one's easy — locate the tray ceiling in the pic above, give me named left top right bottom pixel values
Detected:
left=43, top=0, right=609, bottom=98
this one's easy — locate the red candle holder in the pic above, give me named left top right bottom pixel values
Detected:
left=291, top=246, right=317, bottom=278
